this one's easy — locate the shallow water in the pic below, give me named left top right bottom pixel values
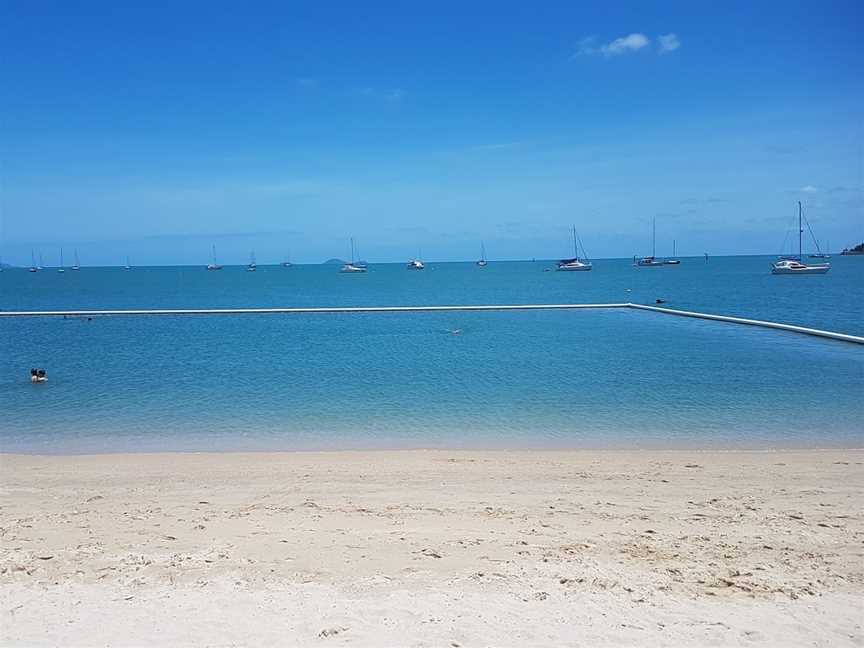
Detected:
left=1, top=257, right=862, bottom=453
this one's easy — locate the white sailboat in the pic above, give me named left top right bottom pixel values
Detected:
left=556, top=225, right=592, bottom=271
left=72, top=249, right=80, bottom=270
left=124, top=256, right=132, bottom=270
left=281, top=250, right=293, bottom=267
left=664, top=240, right=680, bottom=265
left=207, top=245, right=222, bottom=270
left=247, top=251, right=257, bottom=272
left=340, top=238, right=367, bottom=273
left=476, top=242, right=488, bottom=267
left=57, top=249, right=66, bottom=273
left=407, top=247, right=425, bottom=270
left=634, top=218, right=665, bottom=267
left=29, top=250, right=39, bottom=272
left=772, top=202, right=830, bottom=275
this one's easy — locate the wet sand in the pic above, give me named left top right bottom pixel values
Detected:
left=1, top=449, right=862, bottom=646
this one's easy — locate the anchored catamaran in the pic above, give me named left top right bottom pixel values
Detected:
left=340, top=238, right=367, bottom=273
left=476, top=242, right=487, bottom=267
left=772, top=202, right=830, bottom=275
left=207, top=245, right=223, bottom=270
left=556, top=225, right=592, bottom=271
left=634, top=218, right=665, bottom=267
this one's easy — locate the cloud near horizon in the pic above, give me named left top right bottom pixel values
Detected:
left=576, top=32, right=680, bottom=57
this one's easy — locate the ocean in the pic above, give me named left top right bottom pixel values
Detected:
left=1, top=256, right=862, bottom=453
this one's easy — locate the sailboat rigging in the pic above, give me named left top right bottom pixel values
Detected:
left=340, top=237, right=367, bottom=273
left=771, top=202, right=830, bottom=274
left=634, top=218, right=665, bottom=267
left=556, top=225, right=592, bottom=271
left=207, top=245, right=223, bottom=270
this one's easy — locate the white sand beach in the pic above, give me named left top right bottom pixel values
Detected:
left=1, top=449, right=862, bottom=647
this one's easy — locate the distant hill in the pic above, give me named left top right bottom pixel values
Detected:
left=323, top=258, right=347, bottom=265
left=841, top=243, right=864, bottom=255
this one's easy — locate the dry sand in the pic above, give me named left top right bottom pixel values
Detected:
left=1, top=449, right=862, bottom=647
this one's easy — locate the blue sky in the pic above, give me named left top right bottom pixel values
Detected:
left=1, top=0, right=862, bottom=265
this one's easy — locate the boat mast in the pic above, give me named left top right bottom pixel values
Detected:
left=572, top=225, right=578, bottom=258
left=673, top=239, right=676, bottom=257
left=798, top=201, right=803, bottom=260
left=652, top=218, right=656, bottom=258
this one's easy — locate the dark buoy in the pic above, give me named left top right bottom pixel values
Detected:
left=655, top=298, right=666, bottom=304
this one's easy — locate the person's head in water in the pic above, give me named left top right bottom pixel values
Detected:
left=37, top=369, right=46, bottom=378
left=31, top=368, right=37, bottom=377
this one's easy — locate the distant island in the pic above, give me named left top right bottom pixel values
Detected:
left=840, top=243, right=864, bottom=255
left=323, top=258, right=368, bottom=265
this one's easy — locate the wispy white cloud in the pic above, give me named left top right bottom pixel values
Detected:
left=658, top=33, right=680, bottom=53
left=800, top=185, right=819, bottom=193
left=358, top=87, right=405, bottom=101
left=575, top=32, right=680, bottom=58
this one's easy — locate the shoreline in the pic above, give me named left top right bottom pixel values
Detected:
left=3, top=448, right=862, bottom=646
left=3, top=443, right=864, bottom=457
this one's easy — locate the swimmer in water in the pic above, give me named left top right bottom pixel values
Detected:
left=30, top=368, right=38, bottom=383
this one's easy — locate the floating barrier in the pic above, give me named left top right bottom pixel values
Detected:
left=1, top=303, right=862, bottom=345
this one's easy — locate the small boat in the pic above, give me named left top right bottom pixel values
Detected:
left=340, top=237, right=367, bottom=273
left=281, top=251, right=293, bottom=268
left=407, top=259, right=425, bottom=270
left=808, top=239, right=830, bottom=259
left=476, top=242, right=488, bottom=267
left=207, top=245, right=222, bottom=270
left=29, top=250, right=39, bottom=272
left=772, top=202, right=830, bottom=275
left=664, top=240, right=680, bottom=265
left=247, top=251, right=257, bottom=272
left=72, top=249, right=80, bottom=270
left=124, top=256, right=132, bottom=270
left=57, top=249, right=66, bottom=273
left=634, top=218, right=665, bottom=267
left=556, top=225, right=592, bottom=271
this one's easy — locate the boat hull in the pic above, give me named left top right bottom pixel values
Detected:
left=771, top=265, right=830, bottom=275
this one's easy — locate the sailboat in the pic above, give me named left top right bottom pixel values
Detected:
left=772, top=202, right=830, bottom=274
left=476, top=242, right=488, bottom=267
left=634, top=218, right=665, bottom=267
left=124, top=256, right=132, bottom=270
left=807, top=233, right=831, bottom=259
left=556, top=226, right=592, bottom=271
left=247, top=251, right=257, bottom=272
left=281, top=250, right=293, bottom=267
left=29, top=250, right=39, bottom=272
left=207, top=245, right=222, bottom=270
left=38, top=252, right=44, bottom=271
left=406, top=246, right=425, bottom=270
left=340, top=238, right=367, bottom=273
left=664, top=240, right=681, bottom=265
left=72, top=249, right=80, bottom=270
left=57, top=249, right=66, bottom=273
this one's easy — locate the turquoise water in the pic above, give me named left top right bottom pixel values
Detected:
left=1, top=256, right=862, bottom=453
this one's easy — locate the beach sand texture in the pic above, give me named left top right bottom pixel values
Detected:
left=1, top=449, right=862, bottom=646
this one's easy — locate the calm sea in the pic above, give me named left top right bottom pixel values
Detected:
left=1, top=256, right=862, bottom=453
